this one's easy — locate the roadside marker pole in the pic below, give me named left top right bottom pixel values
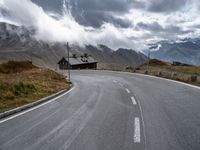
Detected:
left=146, top=50, right=150, bottom=74
left=67, top=42, right=71, bottom=82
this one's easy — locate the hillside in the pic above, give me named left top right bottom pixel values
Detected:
left=0, top=61, right=70, bottom=112
left=0, top=22, right=148, bottom=70
left=84, top=45, right=147, bottom=69
left=141, top=59, right=169, bottom=67
left=136, top=59, right=200, bottom=86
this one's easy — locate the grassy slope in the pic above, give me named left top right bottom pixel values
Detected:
left=167, top=66, right=200, bottom=76
left=0, top=61, right=70, bottom=112
left=136, top=59, right=200, bottom=85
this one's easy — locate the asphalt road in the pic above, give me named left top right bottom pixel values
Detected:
left=0, top=70, right=200, bottom=150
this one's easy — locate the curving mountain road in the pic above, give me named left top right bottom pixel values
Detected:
left=0, top=70, right=200, bottom=150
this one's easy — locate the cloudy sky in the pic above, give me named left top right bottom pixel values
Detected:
left=1, top=0, right=200, bottom=50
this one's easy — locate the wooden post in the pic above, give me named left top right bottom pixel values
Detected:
left=146, top=50, right=150, bottom=74
left=67, top=42, right=71, bottom=82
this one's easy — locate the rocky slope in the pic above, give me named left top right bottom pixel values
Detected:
left=150, top=40, right=200, bottom=66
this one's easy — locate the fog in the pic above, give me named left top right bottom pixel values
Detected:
left=0, top=0, right=137, bottom=50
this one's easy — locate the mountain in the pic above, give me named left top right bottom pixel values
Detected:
left=84, top=45, right=147, bottom=69
left=150, top=40, right=200, bottom=66
left=0, top=22, right=147, bottom=70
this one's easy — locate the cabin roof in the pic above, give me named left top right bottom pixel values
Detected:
left=58, top=56, right=97, bottom=65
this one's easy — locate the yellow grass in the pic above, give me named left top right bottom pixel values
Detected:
left=0, top=61, right=70, bottom=112
left=137, top=59, right=200, bottom=86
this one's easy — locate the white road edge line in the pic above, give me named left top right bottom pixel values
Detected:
left=134, top=117, right=141, bottom=143
left=0, top=86, right=75, bottom=124
left=103, top=70, right=200, bottom=90
left=134, top=73, right=200, bottom=90
left=131, top=96, right=137, bottom=105
left=126, top=88, right=131, bottom=93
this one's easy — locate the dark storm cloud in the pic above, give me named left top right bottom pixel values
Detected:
left=73, top=10, right=133, bottom=28
left=70, top=0, right=143, bottom=28
left=191, top=24, right=200, bottom=29
left=137, top=22, right=193, bottom=35
left=147, top=0, right=189, bottom=12
left=71, top=0, right=144, bottom=13
left=165, top=25, right=193, bottom=34
left=29, top=0, right=198, bottom=34
left=32, top=0, right=141, bottom=28
left=111, top=17, right=133, bottom=28
left=137, top=22, right=163, bottom=32
left=32, top=0, right=62, bottom=13
left=32, top=0, right=189, bottom=15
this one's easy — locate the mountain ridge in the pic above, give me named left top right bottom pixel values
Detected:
left=150, top=40, right=200, bottom=66
left=0, top=22, right=147, bottom=70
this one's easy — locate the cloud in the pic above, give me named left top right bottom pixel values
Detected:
left=137, top=22, right=163, bottom=32
left=137, top=22, right=193, bottom=34
left=0, top=0, right=138, bottom=50
left=0, top=0, right=200, bottom=51
left=147, top=0, right=189, bottom=12
left=32, top=0, right=142, bottom=28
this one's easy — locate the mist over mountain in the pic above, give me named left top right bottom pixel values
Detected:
left=1, top=0, right=200, bottom=68
left=0, top=0, right=138, bottom=50
left=0, top=22, right=147, bottom=69
left=150, top=40, right=200, bottom=66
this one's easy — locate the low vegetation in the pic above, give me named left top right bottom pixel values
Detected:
left=142, top=59, right=169, bottom=67
left=0, top=61, right=70, bottom=112
left=133, top=59, right=200, bottom=86
left=0, top=61, right=36, bottom=73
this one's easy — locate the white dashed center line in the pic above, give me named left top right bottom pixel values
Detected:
left=126, top=88, right=130, bottom=93
left=131, top=96, right=137, bottom=105
left=134, top=117, right=141, bottom=143
left=119, top=83, right=123, bottom=87
left=113, top=80, right=117, bottom=83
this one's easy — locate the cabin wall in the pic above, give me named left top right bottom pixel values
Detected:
left=58, top=62, right=97, bottom=70
left=58, top=61, right=71, bottom=70
left=71, top=63, right=97, bottom=70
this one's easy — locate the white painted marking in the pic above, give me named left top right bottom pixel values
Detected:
left=135, top=73, right=200, bottom=90
left=113, top=80, right=117, bottom=83
left=134, top=117, right=141, bottom=143
left=126, top=88, right=130, bottom=93
left=0, top=86, right=75, bottom=124
left=119, top=83, right=123, bottom=87
left=100, top=70, right=200, bottom=90
left=131, top=96, right=137, bottom=105
left=138, top=100, right=147, bottom=149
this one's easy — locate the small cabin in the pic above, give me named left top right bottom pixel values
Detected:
left=58, top=54, right=97, bottom=70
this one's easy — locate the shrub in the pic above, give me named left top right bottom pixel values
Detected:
left=2, top=91, right=15, bottom=100
left=11, top=82, right=37, bottom=96
left=0, top=61, right=36, bottom=73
